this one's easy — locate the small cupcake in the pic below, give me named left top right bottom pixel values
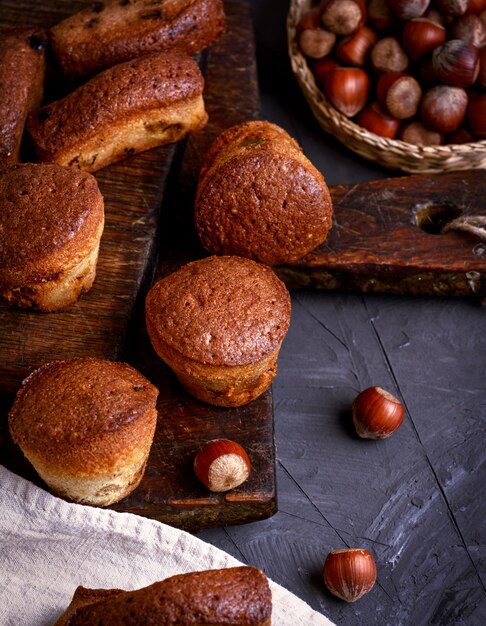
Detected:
left=195, top=120, right=333, bottom=266
left=145, top=255, right=291, bottom=407
left=8, top=358, right=159, bottom=506
left=0, top=163, right=104, bottom=311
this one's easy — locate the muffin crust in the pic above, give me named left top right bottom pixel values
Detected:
left=0, top=27, right=46, bottom=164
left=145, top=255, right=291, bottom=367
left=60, top=567, right=271, bottom=625
left=27, top=51, right=208, bottom=172
left=50, top=0, right=226, bottom=82
left=195, top=121, right=333, bottom=266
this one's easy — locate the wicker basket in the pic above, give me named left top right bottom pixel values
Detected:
left=288, top=0, right=486, bottom=174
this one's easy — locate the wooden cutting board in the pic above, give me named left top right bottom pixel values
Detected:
left=276, top=170, right=486, bottom=297
left=0, top=0, right=277, bottom=531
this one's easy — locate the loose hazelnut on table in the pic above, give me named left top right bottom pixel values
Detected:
left=323, top=548, right=377, bottom=602
left=352, top=386, right=404, bottom=439
left=194, top=439, right=251, bottom=493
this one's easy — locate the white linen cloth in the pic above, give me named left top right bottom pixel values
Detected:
left=0, top=465, right=334, bottom=625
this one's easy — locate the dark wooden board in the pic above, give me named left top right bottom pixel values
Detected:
left=277, top=170, right=486, bottom=297
left=0, top=0, right=277, bottom=531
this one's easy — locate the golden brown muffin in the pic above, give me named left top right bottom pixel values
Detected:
left=56, top=567, right=272, bottom=625
left=27, top=51, right=208, bottom=173
left=49, top=0, right=226, bottom=83
left=195, top=120, right=333, bottom=266
left=8, top=358, right=159, bottom=507
left=0, top=163, right=104, bottom=312
left=0, top=27, right=47, bottom=165
left=145, top=255, right=291, bottom=407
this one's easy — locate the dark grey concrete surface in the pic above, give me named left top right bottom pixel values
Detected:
left=198, top=2, right=486, bottom=624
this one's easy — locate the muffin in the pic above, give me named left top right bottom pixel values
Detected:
left=195, top=120, right=333, bottom=266
left=8, top=358, right=159, bottom=507
left=27, top=51, right=208, bottom=173
left=0, top=27, right=47, bottom=165
left=49, top=0, right=226, bottom=83
left=0, top=163, right=104, bottom=312
left=145, top=255, right=291, bottom=407
left=55, top=567, right=271, bottom=626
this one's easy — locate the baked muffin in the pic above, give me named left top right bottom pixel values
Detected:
left=0, top=163, right=104, bottom=312
left=145, top=255, right=291, bottom=407
left=49, top=0, right=226, bottom=83
left=55, top=567, right=271, bottom=625
left=0, top=27, right=47, bottom=165
left=27, top=51, right=208, bottom=173
left=195, top=120, right=333, bottom=266
left=8, top=358, right=159, bottom=507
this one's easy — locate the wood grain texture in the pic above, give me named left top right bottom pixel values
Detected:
left=276, top=171, right=486, bottom=297
left=0, top=0, right=277, bottom=530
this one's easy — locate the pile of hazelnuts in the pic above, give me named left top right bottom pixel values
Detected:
left=297, top=0, right=486, bottom=145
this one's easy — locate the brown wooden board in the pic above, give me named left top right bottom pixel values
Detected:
left=276, top=171, right=486, bottom=297
left=0, top=1, right=277, bottom=530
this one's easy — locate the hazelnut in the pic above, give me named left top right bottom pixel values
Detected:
left=352, top=386, right=404, bottom=439
left=421, top=84, right=468, bottom=133
left=399, top=120, right=444, bottom=145
left=323, top=548, right=377, bottom=602
left=194, top=439, right=251, bottom=492
left=402, top=18, right=446, bottom=61
left=432, top=40, right=480, bottom=88
left=320, top=0, right=365, bottom=36
left=377, top=72, right=422, bottom=119
left=370, top=37, right=409, bottom=73
left=356, top=101, right=401, bottom=138
left=336, top=26, right=378, bottom=66
left=324, top=66, right=370, bottom=116
left=385, top=0, right=431, bottom=20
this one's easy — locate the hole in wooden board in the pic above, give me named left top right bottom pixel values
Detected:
left=414, top=203, right=463, bottom=235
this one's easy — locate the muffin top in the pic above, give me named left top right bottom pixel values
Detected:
left=145, top=255, right=291, bottom=366
left=195, top=120, right=333, bottom=266
left=8, top=358, right=158, bottom=457
left=0, top=163, right=104, bottom=282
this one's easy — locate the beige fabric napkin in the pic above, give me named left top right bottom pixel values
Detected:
left=0, top=465, right=334, bottom=625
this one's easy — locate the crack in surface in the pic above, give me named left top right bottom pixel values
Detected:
left=362, top=297, right=486, bottom=596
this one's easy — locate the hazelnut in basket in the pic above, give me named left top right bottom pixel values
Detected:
left=290, top=0, right=486, bottom=172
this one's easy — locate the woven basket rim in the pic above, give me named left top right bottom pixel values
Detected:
left=287, top=0, right=486, bottom=172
